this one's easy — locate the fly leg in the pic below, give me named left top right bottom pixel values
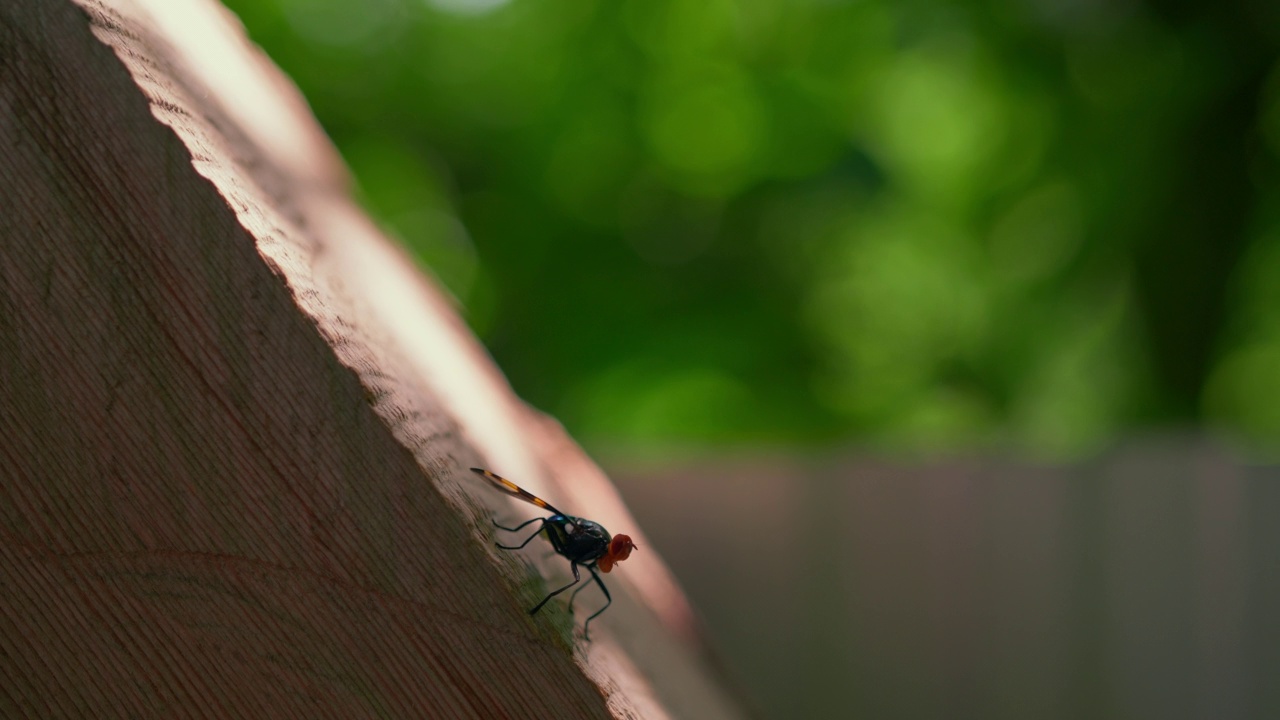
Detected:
left=493, top=517, right=546, bottom=550
left=570, top=564, right=611, bottom=641
left=530, top=562, right=582, bottom=615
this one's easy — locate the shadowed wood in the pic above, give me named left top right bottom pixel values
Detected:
left=0, top=0, right=746, bottom=717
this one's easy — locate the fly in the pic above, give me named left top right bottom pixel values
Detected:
left=471, top=467, right=637, bottom=640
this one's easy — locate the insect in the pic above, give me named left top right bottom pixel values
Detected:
left=471, top=467, right=637, bottom=639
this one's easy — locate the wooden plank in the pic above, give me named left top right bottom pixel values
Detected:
left=0, top=0, right=746, bottom=717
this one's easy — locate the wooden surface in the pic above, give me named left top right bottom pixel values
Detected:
left=0, top=0, right=745, bottom=717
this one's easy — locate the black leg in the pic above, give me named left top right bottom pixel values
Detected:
left=493, top=516, right=543, bottom=533
left=495, top=518, right=547, bottom=550
left=568, top=573, right=593, bottom=609
left=530, top=562, right=581, bottom=615
left=578, top=565, right=611, bottom=641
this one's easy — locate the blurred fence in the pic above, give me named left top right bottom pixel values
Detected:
left=616, top=438, right=1274, bottom=720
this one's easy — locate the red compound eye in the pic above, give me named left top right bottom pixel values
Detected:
left=598, top=534, right=637, bottom=573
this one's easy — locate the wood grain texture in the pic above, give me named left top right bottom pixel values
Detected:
left=0, top=0, right=746, bottom=717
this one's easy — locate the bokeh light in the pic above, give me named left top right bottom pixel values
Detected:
left=222, top=0, right=1280, bottom=462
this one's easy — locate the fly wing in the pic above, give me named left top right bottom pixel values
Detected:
left=470, top=468, right=565, bottom=516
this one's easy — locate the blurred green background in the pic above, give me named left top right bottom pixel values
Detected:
left=224, top=0, right=1280, bottom=461
left=217, top=2, right=1280, bottom=718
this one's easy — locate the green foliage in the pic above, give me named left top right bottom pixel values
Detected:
left=222, top=0, right=1280, bottom=458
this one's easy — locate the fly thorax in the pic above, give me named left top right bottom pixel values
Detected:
left=558, top=516, right=611, bottom=564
